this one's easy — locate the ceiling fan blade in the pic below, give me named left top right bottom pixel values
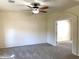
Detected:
left=15, top=4, right=32, bottom=9
left=15, top=0, right=33, bottom=7
left=40, top=11, right=47, bottom=13
left=40, top=6, right=48, bottom=9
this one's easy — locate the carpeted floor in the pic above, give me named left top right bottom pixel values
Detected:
left=0, top=43, right=79, bottom=59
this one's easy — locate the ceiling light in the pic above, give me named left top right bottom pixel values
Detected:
left=32, top=8, right=39, bottom=14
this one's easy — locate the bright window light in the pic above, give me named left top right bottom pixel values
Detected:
left=57, top=20, right=71, bottom=42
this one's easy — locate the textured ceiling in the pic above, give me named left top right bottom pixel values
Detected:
left=0, top=0, right=79, bottom=11
left=66, top=5, right=79, bottom=15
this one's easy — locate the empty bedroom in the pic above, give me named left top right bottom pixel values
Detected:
left=0, top=0, right=79, bottom=59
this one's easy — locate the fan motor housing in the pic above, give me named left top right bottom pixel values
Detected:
left=32, top=3, right=40, bottom=7
left=33, top=6, right=39, bottom=8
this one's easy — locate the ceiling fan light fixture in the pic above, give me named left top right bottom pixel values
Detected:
left=32, top=8, right=39, bottom=14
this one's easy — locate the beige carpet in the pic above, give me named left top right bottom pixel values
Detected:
left=0, top=43, right=79, bottom=59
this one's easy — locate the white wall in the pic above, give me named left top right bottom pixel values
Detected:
left=47, top=14, right=57, bottom=46
left=0, top=14, right=5, bottom=47
left=47, top=12, right=65, bottom=46
left=0, top=11, right=47, bottom=48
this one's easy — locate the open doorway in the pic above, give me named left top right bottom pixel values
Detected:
left=56, top=20, right=72, bottom=49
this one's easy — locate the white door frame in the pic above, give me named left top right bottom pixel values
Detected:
left=55, top=16, right=78, bottom=56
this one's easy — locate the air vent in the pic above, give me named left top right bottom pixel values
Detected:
left=8, top=0, right=15, bottom=3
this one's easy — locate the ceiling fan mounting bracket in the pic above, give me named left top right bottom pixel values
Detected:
left=31, top=3, right=40, bottom=7
left=8, top=0, right=15, bottom=3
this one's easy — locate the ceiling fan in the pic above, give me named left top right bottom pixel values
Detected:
left=9, top=0, right=49, bottom=14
